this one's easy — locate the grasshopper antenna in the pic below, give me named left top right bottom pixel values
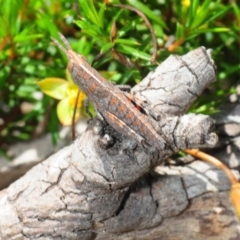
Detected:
left=51, top=32, right=71, bottom=55
left=58, top=32, right=71, bottom=50
left=51, top=32, right=80, bottom=141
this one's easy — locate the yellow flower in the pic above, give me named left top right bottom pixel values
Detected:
left=37, top=75, right=86, bottom=125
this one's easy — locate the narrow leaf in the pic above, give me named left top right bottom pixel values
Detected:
left=207, top=5, right=232, bottom=23
left=78, top=0, right=100, bottom=26
left=98, top=3, right=106, bottom=28
left=186, top=0, right=199, bottom=27
left=101, top=42, right=115, bottom=53
left=117, top=45, right=151, bottom=61
left=176, top=22, right=185, bottom=39
left=14, top=34, right=43, bottom=42
left=115, top=38, right=141, bottom=46
left=128, top=0, right=166, bottom=28
left=188, top=27, right=230, bottom=38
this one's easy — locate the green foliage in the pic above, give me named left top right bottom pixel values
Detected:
left=0, top=0, right=239, bottom=155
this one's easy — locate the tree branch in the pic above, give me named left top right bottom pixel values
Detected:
left=0, top=47, right=238, bottom=240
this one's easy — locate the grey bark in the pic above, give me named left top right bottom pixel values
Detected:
left=0, top=47, right=239, bottom=240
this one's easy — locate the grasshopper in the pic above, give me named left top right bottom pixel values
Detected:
left=52, top=33, right=165, bottom=150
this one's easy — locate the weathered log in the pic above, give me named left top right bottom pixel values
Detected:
left=0, top=47, right=239, bottom=240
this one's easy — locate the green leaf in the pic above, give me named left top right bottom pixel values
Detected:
left=100, top=42, right=115, bottom=53
left=189, top=0, right=229, bottom=30
left=186, top=0, right=199, bottom=28
left=78, top=0, right=100, bottom=27
left=72, top=36, right=94, bottom=56
left=115, top=38, right=141, bottom=46
left=14, top=33, right=43, bottom=42
left=154, top=23, right=164, bottom=38
left=128, top=0, right=166, bottom=28
left=116, top=45, right=151, bottom=61
left=106, top=8, right=124, bottom=33
left=98, top=3, right=106, bottom=29
left=48, top=107, right=59, bottom=145
left=207, top=5, right=232, bottom=23
left=189, top=0, right=212, bottom=29
left=188, top=27, right=230, bottom=39
left=232, top=3, right=240, bottom=23
left=200, top=0, right=213, bottom=13
left=176, top=22, right=185, bottom=39
left=75, top=19, right=107, bottom=43
left=3, top=0, right=23, bottom=36
left=118, top=69, right=134, bottom=85
left=117, top=20, right=137, bottom=38
left=38, top=11, right=59, bottom=37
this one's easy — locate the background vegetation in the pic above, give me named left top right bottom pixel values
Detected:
left=0, top=0, right=239, bottom=158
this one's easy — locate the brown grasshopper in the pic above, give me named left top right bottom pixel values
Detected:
left=52, top=33, right=165, bottom=150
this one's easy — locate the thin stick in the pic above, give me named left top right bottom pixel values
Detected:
left=71, top=89, right=81, bottom=141
left=111, top=4, right=158, bottom=63
left=184, top=149, right=238, bottom=185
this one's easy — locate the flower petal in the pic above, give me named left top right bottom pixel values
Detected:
left=37, top=78, right=69, bottom=100
left=57, top=98, right=81, bottom=125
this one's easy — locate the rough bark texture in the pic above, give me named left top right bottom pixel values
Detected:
left=0, top=47, right=239, bottom=240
